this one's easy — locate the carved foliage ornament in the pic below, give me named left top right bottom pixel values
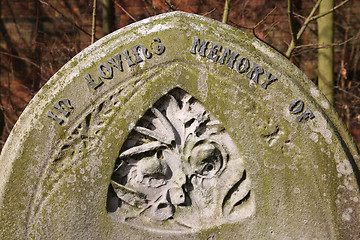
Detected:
left=108, top=88, right=254, bottom=231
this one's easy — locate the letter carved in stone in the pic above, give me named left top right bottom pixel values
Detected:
left=108, top=89, right=255, bottom=232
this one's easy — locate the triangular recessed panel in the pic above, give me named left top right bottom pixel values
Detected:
left=108, top=88, right=254, bottom=232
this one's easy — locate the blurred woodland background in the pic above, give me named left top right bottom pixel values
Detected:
left=0, top=0, right=359, bottom=150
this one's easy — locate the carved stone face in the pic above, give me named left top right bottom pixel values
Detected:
left=108, top=88, right=254, bottom=231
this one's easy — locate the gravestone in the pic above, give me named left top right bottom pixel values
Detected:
left=1, top=12, right=359, bottom=239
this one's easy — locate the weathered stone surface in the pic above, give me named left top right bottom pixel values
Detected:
left=0, top=12, right=359, bottom=239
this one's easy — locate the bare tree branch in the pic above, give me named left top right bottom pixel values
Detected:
left=310, top=0, right=350, bottom=21
left=253, top=7, right=276, bottom=29
left=165, top=0, right=175, bottom=11
left=285, top=0, right=350, bottom=58
left=293, top=12, right=306, bottom=20
left=38, top=0, right=94, bottom=39
left=142, top=0, right=159, bottom=15
left=0, top=51, right=41, bottom=69
left=294, top=36, right=355, bottom=50
left=203, top=8, right=217, bottom=17
left=335, top=87, right=360, bottom=100
left=229, top=7, right=276, bottom=33
left=113, top=0, right=137, bottom=22
left=287, top=0, right=297, bottom=55
left=295, top=0, right=322, bottom=40
left=285, top=0, right=322, bottom=57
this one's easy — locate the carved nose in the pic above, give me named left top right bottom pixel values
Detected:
left=174, top=173, right=186, bottom=187
left=169, top=172, right=187, bottom=205
left=169, top=187, right=186, bottom=205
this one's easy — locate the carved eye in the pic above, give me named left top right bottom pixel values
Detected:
left=190, top=142, right=223, bottom=178
left=199, top=161, right=215, bottom=175
left=196, top=154, right=222, bottom=178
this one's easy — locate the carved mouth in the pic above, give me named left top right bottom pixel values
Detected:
left=222, top=170, right=253, bottom=220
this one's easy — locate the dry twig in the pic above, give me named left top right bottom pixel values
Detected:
left=142, top=0, right=159, bottom=15
left=285, top=0, right=350, bottom=58
left=203, top=8, right=217, bottom=17
left=113, top=0, right=137, bottom=22
left=0, top=51, right=41, bottom=69
left=91, top=0, right=97, bottom=44
left=285, top=0, right=321, bottom=57
left=230, top=7, right=276, bottom=40
left=335, top=87, right=360, bottom=100
left=38, top=0, right=94, bottom=39
left=165, top=0, right=175, bottom=11
left=310, top=0, right=350, bottom=21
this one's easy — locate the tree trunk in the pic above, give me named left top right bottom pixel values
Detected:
left=102, top=0, right=114, bottom=36
left=317, top=0, right=335, bottom=104
left=222, top=0, right=231, bottom=24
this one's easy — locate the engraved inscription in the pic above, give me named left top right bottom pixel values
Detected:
left=152, top=38, right=166, bottom=55
left=297, top=108, right=315, bottom=122
left=289, top=99, right=304, bottom=114
left=289, top=99, right=315, bottom=122
left=48, top=38, right=165, bottom=125
left=108, top=88, right=254, bottom=231
left=47, top=99, right=73, bottom=125
left=190, top=36, right=278, bottom=89
left=85, top=38, right=165, bottom=90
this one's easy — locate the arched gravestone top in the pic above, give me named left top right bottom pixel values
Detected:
left=0, top=11, right=359, bottom=239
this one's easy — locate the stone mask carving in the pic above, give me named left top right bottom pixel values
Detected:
left=108, top=88, right=254, bottom=231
